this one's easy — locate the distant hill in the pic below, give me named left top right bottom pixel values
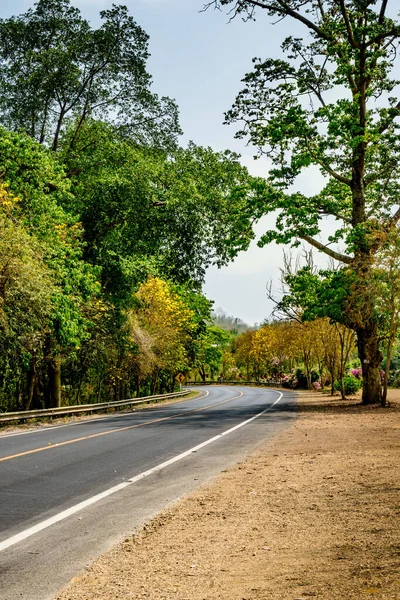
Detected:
left=212, top=308, right=252, bottom=334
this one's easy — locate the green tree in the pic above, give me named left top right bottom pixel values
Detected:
left=206, top=0, right=400, bottom=404
left=0, top=0, right=180, bottom=151
left=193, top=325, right=231, bottom=382
left=0, top=184, right=55, bottom=410
left=60, top=121, right=265, bottom=301
left=0, top=127, right=100, bottom=407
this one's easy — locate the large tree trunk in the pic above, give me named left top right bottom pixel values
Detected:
left=151, top=371, right=158, bottom=396
left=44, top=335, right=62, bottom=408
left=25, top=355, right=37, bottom=411
left=48, top=356, right=62, bottom=408
left=357, top=325, right=382, bottom=405
left=52, top=107, right=66, bottom=152
left=199, top=364, right=206, bottom=383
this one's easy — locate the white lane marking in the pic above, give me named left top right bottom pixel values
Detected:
left=0, top=390, right=210, bottom=439
left=0, top=390, right=281, bottom=553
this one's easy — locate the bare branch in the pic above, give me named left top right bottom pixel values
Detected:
left=275, top=0, right=331, bottom=41
left=266, top=279, right=303, bottom=324
left=379, top=0, right=388, bottom=24
left=299, top=233, right=352, bottom=264
left=317, top=0, right=325, bottom=19
left=204, top=1, right=331, bottom=40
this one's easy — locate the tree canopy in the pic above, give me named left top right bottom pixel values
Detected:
left=60, top=121, right=264, bottom=301
left=0, top=0, right=180, bottom=151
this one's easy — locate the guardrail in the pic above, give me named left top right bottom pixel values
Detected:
left=0, top=390, right=190, bottom=424
left=185, top=381, right=282, bottom=387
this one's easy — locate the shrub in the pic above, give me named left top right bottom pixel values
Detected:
left=334, top=375, right=362, bottom=395
left=281, top=373, right=298, bottom=389
left=311, top=370, right=320, bottom=383
left=295, top=369, right=308, bottom=389
left=294, top=369, right=320, bottom=389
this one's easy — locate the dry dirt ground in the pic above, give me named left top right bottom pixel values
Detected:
left=56, top=389, right=400, bottom=600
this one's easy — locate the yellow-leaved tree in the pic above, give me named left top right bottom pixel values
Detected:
left=134, top=277, right=195, bottom=393
left=0, top=182, right=55, bottom=410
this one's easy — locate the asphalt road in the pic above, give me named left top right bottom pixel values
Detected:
left=0, top=386, right=295, bottom=600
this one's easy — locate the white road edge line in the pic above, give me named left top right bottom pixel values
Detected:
left=0, top=390, right=210, bottom=439
left=0, top=390, right=281, bottom=553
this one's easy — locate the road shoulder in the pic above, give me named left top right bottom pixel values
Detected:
left=57, top=390, right=400, bottom=600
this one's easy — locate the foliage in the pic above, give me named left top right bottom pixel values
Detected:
left=0, top=183, right=53, bottom=334
left=58, top=121, right=265, bottom=304
left=0, top=127, right=100, bottom=349
left=0, top=119, right=261, bottom=408
left=0, top=127, right=102, bottom=408
left=193, top=325, right=231, bottom=381
left=135, top=277, right=195, bottom=374
left=0, top=183, right=55, bottom=410
left=334, top=375, right=362, bottom=395
left=0, top=0, right=181, bottom=151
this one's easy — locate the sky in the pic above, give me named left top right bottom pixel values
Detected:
left=0, top=0, right=326, bottom=325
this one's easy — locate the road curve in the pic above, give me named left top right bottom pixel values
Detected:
left=0, top=385, right=295, bottom=600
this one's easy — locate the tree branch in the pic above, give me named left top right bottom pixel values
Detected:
left=317, top=0, right=325, bottom=19
left=299, top=233, right=352, bottom=264
left=303, top=138, right=352, bottom=186
left=338, top=0, right=359, bottom=48
left=275, top=0, right=331, bottom=41
left=366, top=26, right=400, bottom=48
left=379, top=0, right=389, bottom=24
left=320, top=162, right=352, bottom=186
left=318, top=208, right=351, bottom=224
left=204, top=1, right=331, bottom=41
left=266, top=279, right=303, bottom=324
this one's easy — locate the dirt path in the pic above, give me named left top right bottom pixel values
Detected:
left=56, top=390, right=400, bottom=600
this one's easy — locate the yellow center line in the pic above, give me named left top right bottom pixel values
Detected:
left=0, top=392, right=243, bottom=463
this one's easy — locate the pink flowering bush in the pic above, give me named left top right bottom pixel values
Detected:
left=350, top=367, right=363, bottom=379
left=312, top=381, right=321, bottom=390
left=281, top=373, right=298, bottom=389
